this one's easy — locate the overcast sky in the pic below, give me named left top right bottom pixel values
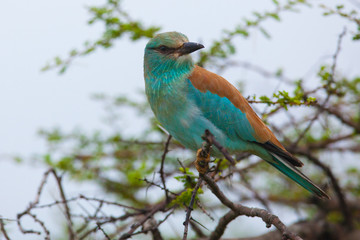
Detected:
left=1, top=0, right=359, bottom=239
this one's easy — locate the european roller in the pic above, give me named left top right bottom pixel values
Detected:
left=144, top=32, right=329, bottom=199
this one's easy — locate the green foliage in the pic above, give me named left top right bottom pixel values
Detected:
left=41, top=0, right=160, bottom=73
left=326, top=211, right=344, bottom=224
left=13, top=156, right=23, bottom=163
left=345, top=167, right=360, bottom=197
left=170, top=186, right=203, bottom=207
left=272, top=90, right=312, bottom=110
left=174, top=167, right=197, bottom=189
left=250, top=85, right=317, bottom=109
left=39, top=128, right=63, bottom=142
left=198, top=0, right=311, bottom=66
left=320, top=4, right=360, bottom=40
left=213, top=158, right=228, bottom=173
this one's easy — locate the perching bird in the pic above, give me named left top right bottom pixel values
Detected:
left=144, top=32, right=329, bottom=199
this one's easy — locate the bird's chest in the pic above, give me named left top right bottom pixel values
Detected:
left=146, top=79, right=199, bottom=132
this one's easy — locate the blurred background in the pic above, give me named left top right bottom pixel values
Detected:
left=1, top=0, right=360, bottom=239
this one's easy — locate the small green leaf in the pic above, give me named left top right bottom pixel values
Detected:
left=54, top=57, right=62, bottom=65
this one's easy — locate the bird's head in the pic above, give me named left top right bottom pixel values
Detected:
left=144, top=32, right=204, bottom=79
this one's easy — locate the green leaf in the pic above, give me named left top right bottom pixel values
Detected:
left=54, top=57, right=62, bottom=65
left=259, top=27, right=271, bottom=38
left=59, top=66, right=67, bottom=74
left=267, top=12, right=281, bottom=21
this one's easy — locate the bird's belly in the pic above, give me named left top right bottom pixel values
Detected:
left=154, top=99, right=228, bottom=151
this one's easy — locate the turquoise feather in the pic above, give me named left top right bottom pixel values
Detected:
left=268, top=153, right=327, bottom=198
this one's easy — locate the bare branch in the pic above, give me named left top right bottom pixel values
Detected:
left=209, top=210, right=239, bottom=240
left=50, top=169, right=76, bottom=240
left=183, top=178, right=203, bottom=240
left=0, top=217, right=11, bottom=240
left=191, top=130, right=302, bottom=240
left=96, top=222, right=111, bottom=240
left=119, top=200, right=171, bottom=239
left=16, top=169, right=52, bottom=237
left=160, top=134, right=172, bottom=202
left=202, top=173, right=302, bottom=240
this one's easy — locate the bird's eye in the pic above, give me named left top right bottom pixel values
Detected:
left=158, top=45, right=169, bottom=51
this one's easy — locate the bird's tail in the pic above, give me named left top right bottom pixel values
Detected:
left=268, top=152, right=330, bottom=199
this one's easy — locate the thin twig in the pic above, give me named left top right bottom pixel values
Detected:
left=96, top=222, right=111, bottom=240
left=190, top=220, right=207, bottom=238
left=119, top=200, right=171, bottom=239
left=292, top=28, right=347, bottom=147
left=203, top=130, right=235, bottom=165
left=141, top=178, right=177, bottom=195
left=50, top=169, right=76, bottom=240
left=130, top=210, right=174, bottom=239
left=182, top=178, right=203, bottom=240
left=160, top=135, right=172, bottom=202
left=16, top=169, right=52, bottom=236
left=0, top=217, right=11, bottom=240
left=330, top=27, right=347, bottom=79
left=220, top=60, right=293, bottom=84
left=28, top=213, right=50, bottom=240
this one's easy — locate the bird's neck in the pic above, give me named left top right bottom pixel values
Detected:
left=144, top=54, right=194, bottom=85
left=144, top=56, right=195, bottom=119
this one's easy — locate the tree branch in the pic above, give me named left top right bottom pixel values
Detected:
left=196, top=130, right=302, bottom=240
left=160, top=134, right=172, bottom=202
left=0, top=217, right=11, bottom=240
left=202, top=173, right=302, bottom=240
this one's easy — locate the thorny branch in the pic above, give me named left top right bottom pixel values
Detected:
left=7, top=167, right=179, bottom=240
left=0, top=217, right=11, bottom=240
left=51, top=169, right=76, bottom=240
left=291, top=28, right=347, bottom=148
left=16, top=169, right=52, bottom=238
left=183, top=178, right=203, bottom=240
left=202, top=173, right=303, bottom=240
left=194, top=130, right=303, bottom=240
left=160, top=134, right=172, bottom=202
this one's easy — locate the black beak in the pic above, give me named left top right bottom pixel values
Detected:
left=178, top=42, right=204, bottom=55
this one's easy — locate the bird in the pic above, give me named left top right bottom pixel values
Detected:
left=143, top=31, right=329, bottom=199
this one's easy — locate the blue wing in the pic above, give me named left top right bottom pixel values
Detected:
left=186, top=79, right=257, bottom=143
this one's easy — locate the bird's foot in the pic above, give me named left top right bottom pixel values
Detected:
left=195, top=148, right=210, bottom=174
